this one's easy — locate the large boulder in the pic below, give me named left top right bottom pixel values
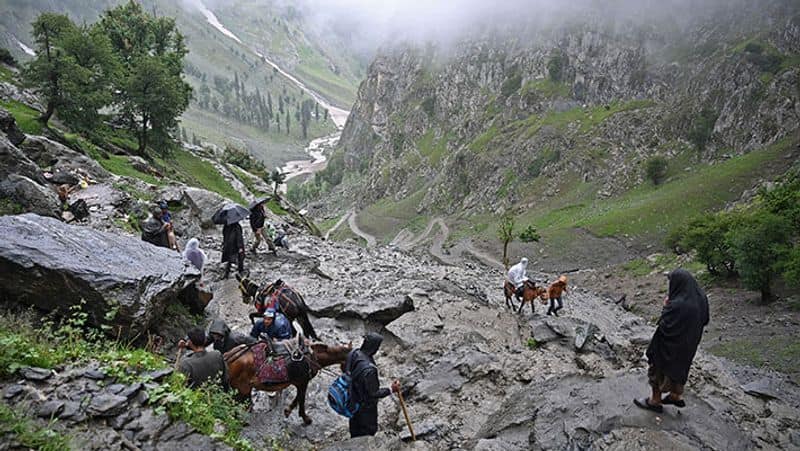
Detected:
left=182, top=187, right=227, bottom=229
left=20, top=135, right=109, bottom=182
left=0, top=214, right=199, bottom=338
left=307, top=293, right=414, bottom=324
left=0, top=133, right=44, bottom=183
left=0, top=174, right=60, bottom=218
left=0, top=107, right=25, bottom=146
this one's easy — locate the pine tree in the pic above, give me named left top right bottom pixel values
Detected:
left=285, top=110, right=290, bottom=135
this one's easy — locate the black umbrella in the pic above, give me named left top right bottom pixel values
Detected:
left=212, top=204, right=250, bottom=225
left=248, top=197, right=270, bottom=210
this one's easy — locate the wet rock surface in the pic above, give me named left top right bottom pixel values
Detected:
left=0, top=363, right=231, bottom=450
left=199, top=232, right=800, bottom=450
left=0, top=213, right=199, bottom=337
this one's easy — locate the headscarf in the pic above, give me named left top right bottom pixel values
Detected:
left=360, top=333, right=383, bottom=357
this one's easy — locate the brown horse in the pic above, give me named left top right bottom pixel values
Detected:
left=504, top=279, right=547, bottom=314
left=236, top=274, right=319, bottom=340
left=224, top=339, right=351, bottom=425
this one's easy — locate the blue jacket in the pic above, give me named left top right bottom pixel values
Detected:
left=249, top=312, right=293, bottom=340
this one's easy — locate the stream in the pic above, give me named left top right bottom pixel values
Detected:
left=190, top=0, right=350, bottom=183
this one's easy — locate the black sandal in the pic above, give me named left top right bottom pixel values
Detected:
left=661, top=396, right=686, bottom=408
left=634, top=397, right=664, bottom=413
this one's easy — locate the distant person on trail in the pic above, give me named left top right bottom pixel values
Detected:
left=158, top=200, right=180, bottom=252
left=207, top=318, right=255, bottom=353
left=635, top=269, right=709, bottom=413
left=221, top=221, right=245, bottom=279
left=346, top=333, right=400, bottom=438
left=249, top=309, right=293, bottom=341
left=177, top=328, right=228, bottom=389
left=249, top=202, right=277, bottom=254
left=141, top=206, right=172, bottom=249
left=546, top=275, right=568, bottom=316
left=507, top=257, right=529, bottom=301
left=183, top=238, right=206, bottom=275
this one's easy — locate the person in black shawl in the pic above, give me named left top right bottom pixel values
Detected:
left=635, top=268, right=709, bottom=413
left=346, top=333, right=400, bottom=438
left=221, top=221, right=245, bottom=279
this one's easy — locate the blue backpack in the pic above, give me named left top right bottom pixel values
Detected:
left=328, top=373, right=360, bottom=418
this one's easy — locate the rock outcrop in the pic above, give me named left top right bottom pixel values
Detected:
left=0, top=174, right=60, bottom=218
left=1, top=364, right=231, bottom=450
left=0, top=214, right=199, bottom=337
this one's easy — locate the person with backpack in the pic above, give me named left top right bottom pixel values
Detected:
left=345, top=333, right=400, bottom=438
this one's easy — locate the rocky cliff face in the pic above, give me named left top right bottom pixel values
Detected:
left=331, top=1, right=800, bottom=214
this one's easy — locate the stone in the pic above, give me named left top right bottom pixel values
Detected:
left=57, top=401, right=82, bottom=420
left=4, top=384, right=25, bottom=399
left=0, top=134, right=44, bottom=183
left=83, top=369, right=107, bottom=380
left=400, top=420, right=439, bottom=441
left=20, top=366, right=53, bottom=381
left=0, top=174, right=60, bottom=218
left=48, top=170, right=79, bottom=186
left=107, top=384, right=126, bottom=395
left=20, top=135, right=108, bottom=181
left=109, top=409, right=140, bottom=430
left=144, top=368, right=173, bottom=382
left=574, top=323, right=597, bottom=351
left=119, top=382, right=143, bottom=399
left=37, top=400, right=65, bottom=418
left=741, top=379, right=780, bottom=400
left=87, top=393, right=128, bottom=417
left=0, top=107, right=25, bottom=146
left=183, top=187, right=228, bottom=229
left=531, top=319, right=561, bottom=343
left=0, top=214, right=200, bottom=338
left=308, top=293, right=414, bottom=324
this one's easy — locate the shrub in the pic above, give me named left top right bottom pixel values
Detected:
left=421, top=96, right=435, bottom=117
left=519, top=225, right=541, bottom=243
left=687, top=108, right=718, bottom=151
left=760, top=169, right=800, bottom=233
left=673, top=212, right=741, bottom=276
left=0, top=47, right=16, bottom=66
left=645, top=156, right=668, bottom=185
left=548, top=50, right=567, bottom=82
left=726, top=212, right=791, bottom=302
left=500, top=73, right=522, bottom=98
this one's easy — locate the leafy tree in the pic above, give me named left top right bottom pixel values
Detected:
left=687, top=108, right=718, bottom=151
left=99, top=1, right=191, bottom=156
left=778, top=245, right=800, bottom=288
left=645, top=156, right=668, bottom=185
left=759, top=169, right=800, bottom=233
left=498, top=213, right=515, bottom=270
left=0, top=47, right=16, bottom=66
left=547, top=50, right=567, bottom=82
left=726, top=212, right=791, bottom=303
left=24, top=13, right=77, bottom=125
left=269, top=168, right=286, bottom=196
left=673, top=212, right=740, bottom=276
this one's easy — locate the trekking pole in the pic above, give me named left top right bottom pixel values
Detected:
left=396, top=383, right=416, bottom=441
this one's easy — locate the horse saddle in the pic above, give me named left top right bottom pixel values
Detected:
left=252, top=342, right=289, bottom=384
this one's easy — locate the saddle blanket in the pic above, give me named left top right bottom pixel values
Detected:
left=252, top=343, right=288, bottom=384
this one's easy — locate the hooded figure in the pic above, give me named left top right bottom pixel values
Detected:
left=207, top=319, right=255, bottom=354
left=221, top=222, right=245, bottom=278
left=346, top=333, right=398, bottom=438
left=183, top=238, right=206, bottom=273
left=636, top=269, right=709, bottom=412
left=508, top=258, right=529, bottom=288
left=141, top=207, right=170, bottom=249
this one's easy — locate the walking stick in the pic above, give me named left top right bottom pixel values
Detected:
left=396, top=384, right=416, bottom=441
left=174, top=346, right=183, bottom=371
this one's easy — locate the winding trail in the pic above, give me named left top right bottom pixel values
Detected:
left=347, top=211, right=377, bottom=248
left=322, top=211, right=350, bottom=241
left=392, top=217, right=504, bottom=269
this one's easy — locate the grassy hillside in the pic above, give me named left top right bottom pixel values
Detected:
left=0, top=0, right=352, bottom=168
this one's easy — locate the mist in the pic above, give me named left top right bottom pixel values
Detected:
left=283, top=0, right=751, bottom=55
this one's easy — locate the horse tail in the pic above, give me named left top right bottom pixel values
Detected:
left=297, top=310, right=318, bottom=341
left=289, top=289, right=318, bottom=341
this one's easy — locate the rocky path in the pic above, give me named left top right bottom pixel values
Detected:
left=323, top=211, right=349, bottom=241
left=392, top=217, right=504, bottom=269
left=203, top=228, right=800, bottom=450
left=347, top=211, right=377, bottom=247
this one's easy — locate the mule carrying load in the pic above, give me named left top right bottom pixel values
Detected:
left=224, top=336, right=352, bottom=425
left=236, top=274, right=319, bottom=340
